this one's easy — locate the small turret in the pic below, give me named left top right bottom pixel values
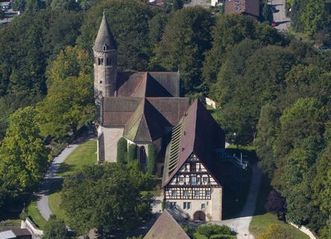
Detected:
left=93, top=12, right=117, bottom=99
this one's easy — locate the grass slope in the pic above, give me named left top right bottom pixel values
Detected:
left=49, top=140, right=97, bottom=222
left=26, top=201, right=47, bottom=229
left=58, top=140, right=97, bottom=176
left=250, top=213, right=309, bottom=239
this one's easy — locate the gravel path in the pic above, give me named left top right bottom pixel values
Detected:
left=37, top=145, right=79, bottom=220
left=216, top=165, right=262, bottom=239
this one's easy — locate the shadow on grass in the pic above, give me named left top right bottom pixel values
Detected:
left=57, top=163, right=75, bottom=175
left=38, top=177, right=64, bottom=196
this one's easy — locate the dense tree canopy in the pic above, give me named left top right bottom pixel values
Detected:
left=0, top=106, right=48, bottom=194
left=62, top=164, right=154, bottom=235
left=152, top=7, right=214, bottom=93
left=36, top=46, right=95, bottom=138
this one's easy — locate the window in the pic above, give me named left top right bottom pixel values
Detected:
left=183, top=202, right=191, bottom=210
left=106, top=57, right=111, bottom=66
left=203, top=177, right=208, bottom=183
left=99, top=81, right=103, bottom=84
left=179, top=177, right=184, bottom=183
left=206, top=190, right=211, bottom=198
left=194, top=190, right=200, bottom=197
left=171, top=190, right=177, bottom=197
left=169, top=202, right=176, bottom=209
left=201, top=203, right=206, bottom=209
left=190, top=163, right=196, bottom=172
left=183, top=190, right=189, bottom=197
left=191, top=176, right=197, bottom=185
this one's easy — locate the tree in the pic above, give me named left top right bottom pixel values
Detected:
left=127, top=143, right=137, bottom=162
left=147, top=144, right=157, bottom=174
left=0, top=106, right=48, bottom=193
left=61, top=164, right=154, bottom=235
left=193, top=224, right=236, bottom=239
left=36, top=46, right=95, bottom=138
left=261, top=4, right=273, bottom=24
left=43, top=215, right=68, bottom=239
left=117, top=137, right=127, bottom=164
left=202, top=14, right=286, bottom=86
left=272, top=98, right=327, bottom=228
left=255, top=103, right=280, bottom=179
left=152, top=7, right=214, bottom=93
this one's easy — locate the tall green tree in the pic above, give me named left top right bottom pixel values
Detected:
left=152, top=7, right=214, bottom=93
left=0, top=106, right=48, bottom=193
left=37, top=46, right=95, bottom=138
left=62, top=164, right=154, bottom=235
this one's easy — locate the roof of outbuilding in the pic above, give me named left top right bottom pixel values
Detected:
left=162, top=99, right=225, bottom=187
left=144, top=210, right=190, bottom=239
left=93, top=13, right=117, bottom=51
left=224, top=0, right=260, bottom=17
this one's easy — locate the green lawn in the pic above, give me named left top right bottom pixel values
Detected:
left=250, top=213, right=309, bottom=239
left=58, top=140, right=97, bottom=176
left=49, top=139, right=97, bottom=221
left=249, top=174, right=309, bottom=239
left=26, top=201, right=47, bottom=229
left=48, top=192, right=68, bottom=223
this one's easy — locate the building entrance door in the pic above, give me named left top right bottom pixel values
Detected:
left=193, top=211, right=206, bottom=221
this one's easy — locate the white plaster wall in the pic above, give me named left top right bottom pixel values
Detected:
left=99, top=127, right=124, bottom=163
left=166, top=187, right=222, bottom=221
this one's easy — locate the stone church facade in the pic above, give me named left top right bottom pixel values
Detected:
left=94, top=14, right=225, bottom=221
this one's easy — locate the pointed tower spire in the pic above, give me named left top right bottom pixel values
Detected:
left=93, top=12, right=117, bottom=51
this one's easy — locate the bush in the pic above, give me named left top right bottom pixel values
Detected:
left=127, top=144, right=137, bottom=162
left=194, top=224, right=236, bottom=239
left=147, top=144, right=157, bottom=174
left=117, top=137, right=127, bottom=164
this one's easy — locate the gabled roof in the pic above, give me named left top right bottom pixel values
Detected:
left=162, top=99, right=225, bottom=187
left=117, top=72, right=180, bottom=97
left=102, top=97, right=190, bottom=129
left=93, top=13, right=117, bottom=51
left=224, top=0, right=260, bottom=17
left=123, top=99, right=171, bottom=143
left=144, top=210, right=190, bottom=239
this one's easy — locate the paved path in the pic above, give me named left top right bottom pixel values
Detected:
left=37, top=144, right=79, bottom=220
left=216, top=165, right=262, bottom=239
left=269, top=0, right=291, bottom=31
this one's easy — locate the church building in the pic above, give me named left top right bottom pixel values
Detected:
left=93, top=13, right=225, bottom=221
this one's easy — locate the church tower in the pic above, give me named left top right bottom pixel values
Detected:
left=93, top=12, right=117, bottom=99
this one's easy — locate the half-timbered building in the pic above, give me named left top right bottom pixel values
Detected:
left=162, top=100, right=225, bottom=221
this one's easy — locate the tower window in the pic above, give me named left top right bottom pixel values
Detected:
left=98, top=58, right=104, bottom=65
left=106, top=58, right=111, bottom=66
left=99, top=81, right=102, bottom=84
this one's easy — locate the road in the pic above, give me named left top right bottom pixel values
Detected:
left=216, top=165, right=262, bottom=239
left=269, top=0, right=291, bottom=31
left=36, top=144, right=78, bottom=220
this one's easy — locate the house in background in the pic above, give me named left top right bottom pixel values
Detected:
left=224, top=0, right=260, bottom=18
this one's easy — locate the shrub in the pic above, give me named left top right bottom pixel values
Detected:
left=117, top=137, right=127, bottom=164
left=147, top=144, right=157, bottom=174
left=127, top=143, right=137, bottom=162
